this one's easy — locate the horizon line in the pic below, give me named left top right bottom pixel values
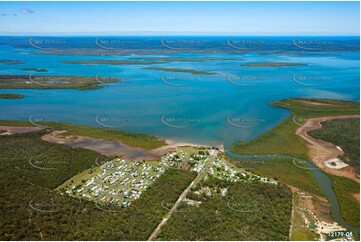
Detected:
left=0, top=33, right=359, bottom=37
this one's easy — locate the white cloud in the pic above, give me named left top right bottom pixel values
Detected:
left=21, top=8, right=34, bottom=14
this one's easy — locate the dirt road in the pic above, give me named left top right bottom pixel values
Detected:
left=148, top=157, right=212, bottom=240
left=295, top=115, right=359, bottom=183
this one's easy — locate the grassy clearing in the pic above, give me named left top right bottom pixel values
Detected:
left=290, top=193, right=319, bottom=241
left=290, top=210, right=319, bottom=241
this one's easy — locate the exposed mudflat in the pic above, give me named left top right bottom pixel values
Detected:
left=296, top=115, right=360, bottom=183
left=0, top=125, right=43, bottom=135
left=41, top=130, right=224, bottom=161
left=41, top=130, right=174, bottom=160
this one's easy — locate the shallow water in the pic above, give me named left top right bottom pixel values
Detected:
left=0, top=36, right=359, bottom=237
left=0, top=37, right=359, bottom=150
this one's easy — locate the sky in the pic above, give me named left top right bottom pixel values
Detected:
left=0, top=1, right=359, bottom=35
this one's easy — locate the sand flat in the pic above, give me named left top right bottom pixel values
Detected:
left=296, top=115, right=360, bottom=183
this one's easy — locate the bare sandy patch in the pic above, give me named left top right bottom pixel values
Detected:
left=288, top=185, right=301, bottom=193
left=353, top=193, right=360, bottom=202
left=41, top=131, right=223, bottom=161
left=296, top=115, right=359, bottom=183
left=299, top=100, right=348, bottom=107
left=324, top=158, right=349, bottom=169
left=42, top=130, right=165, bottom=160
left=0, top=125, right=43, bottom=135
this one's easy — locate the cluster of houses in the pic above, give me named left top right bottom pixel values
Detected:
left=160, top=147, right=278, bottom=185
left=205, top=158, right=277, bottom=184
left=160, top=147, right=210, bottom=171
left=193, top=186, right=228, bottom=197
left=65, top=147, right=277, bottom=209
left=66, top=158, right=166, bottom=207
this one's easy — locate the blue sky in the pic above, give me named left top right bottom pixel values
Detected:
left=0, top=1, right=359, bottom=35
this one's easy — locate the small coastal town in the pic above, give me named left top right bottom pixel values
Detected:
left=63, top=158, right=166, bottom=207
left=62, top=146, right=277, bottom=208
left=0, top=1, right=359, bottom=241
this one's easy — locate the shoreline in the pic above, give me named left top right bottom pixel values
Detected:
left=0, top=123, right=225, bottom=159
left=42, top=130, right=164, bottom=160
left=0, top=125, right=43, bottom=135
left=41, top=130, right=225, bottom=161
left=296, top=115, right=360, bottom=184
left=163, top=139, right=225, bottom=152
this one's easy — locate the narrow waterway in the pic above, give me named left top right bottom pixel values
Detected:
left=226, top=151, right=360, bottom=239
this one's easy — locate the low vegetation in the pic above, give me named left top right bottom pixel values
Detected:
left=0, top=74, right=119, bottom=90
left=63, top=60, right=163, bottom=65
left=241, top=62, right=306, bottom=67
left=231, top=98, right=359, bottom=158
left=144, top=67, right=218, bottom=75
left=230, top=157, right=323, bottom=196
left=157, top=176, right=292, bottom=240
left=309, top=118, right=360, bottom=174
left=21, top=67, right=48, bottom=72
left=0, top=130, right=196, bottom=240
left=230, top=98, right=359, bottom=230
left=290, top=209, right=319, bottom=241
left=0, top=59, right=25, bottom=65
left=130, top=57, right=242, bottom=62
left=330, top=175, right=360, bottom=227
left=0, top=120, right=166, bottom=150
left=0, top=93, right=24, bottom=99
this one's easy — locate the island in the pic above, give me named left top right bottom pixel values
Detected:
left=144, top=67, right=218, bottom=75
left=130, top=57, right=243, bottom=62
left=0, top=74, right=120, bottom=90
left=0, top=59, right=25, bottom=65
left=0, top=93, right=24, bottom=99
left=62, top=60, right=164, bottom=65
left=241, top=62, right=307, bottom=67
left=21, top=67, right=49, bottom=72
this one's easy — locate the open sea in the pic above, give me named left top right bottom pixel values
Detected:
left=0, top=36, right=359, bottom=149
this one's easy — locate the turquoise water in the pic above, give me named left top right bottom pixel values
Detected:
left=0, top=36, right=360, bottom=237
left=0, top=37, right=359, bottom=149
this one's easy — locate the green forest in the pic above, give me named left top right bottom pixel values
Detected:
left=309, top=118, right=360, bottom=174
left=157, top=177, right=293, bottom=241
left=0, top=130, right=196, bottom=240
